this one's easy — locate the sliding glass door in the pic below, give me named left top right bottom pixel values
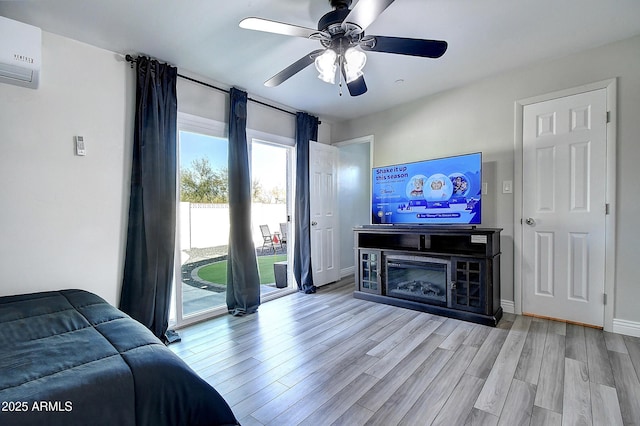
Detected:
left=171, top=114, right=295, bottom=327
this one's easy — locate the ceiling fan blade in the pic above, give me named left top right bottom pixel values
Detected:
left=342, top=0, right=395, bottom=32
left=264, top=49, right=324, bottom=87
left=341, top=66, right=367, bottom=96
left=361, top=36, right=448, bottom=58
left=240, top=17, right=318, bottom=39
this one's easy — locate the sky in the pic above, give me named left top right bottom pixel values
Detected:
left=179, top=131, right=287, bottom=190
left=179, top=131, right=227, bottom=171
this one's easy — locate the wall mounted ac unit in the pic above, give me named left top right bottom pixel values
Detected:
left=0, top=16, right=41, bottom=89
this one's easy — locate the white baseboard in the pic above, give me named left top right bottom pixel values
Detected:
left=496, top=304, right=640, bottom=337
left=612, top=318, right=640, bottom=338
left=340, top=266, right=355, bottom=278
left=501, top=299, right=515, bottom=314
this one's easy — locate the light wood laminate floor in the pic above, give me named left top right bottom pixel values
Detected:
left=169, top=278, right=640, bottom=426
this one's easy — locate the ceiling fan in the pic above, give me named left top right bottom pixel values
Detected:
left=239, top=0, right=448, bottom=96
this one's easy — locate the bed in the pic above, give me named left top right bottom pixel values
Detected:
left=0, top=289, right=239, bottom=426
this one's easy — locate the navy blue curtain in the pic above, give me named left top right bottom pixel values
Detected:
left=226, top=88, right=261, bottom=315
left=120, top=57, right=177, bottom=341
left=294, top=112, right=319, bottom=294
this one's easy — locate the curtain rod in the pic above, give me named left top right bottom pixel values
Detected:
left=125, top=54, right=307, bottom=121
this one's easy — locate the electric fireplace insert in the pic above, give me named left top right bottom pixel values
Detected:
left=385, top=255, right=450, bottom=306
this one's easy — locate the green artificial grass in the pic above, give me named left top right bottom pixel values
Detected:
left=197, top=254, right=287, bottom=285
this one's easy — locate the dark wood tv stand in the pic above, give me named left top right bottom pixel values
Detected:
left=354, top=225, right=502, bottom=326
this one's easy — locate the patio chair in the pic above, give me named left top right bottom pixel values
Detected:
left=259, top=224, right=277, bottom=254
left=279, top=222, right=288, bottom=250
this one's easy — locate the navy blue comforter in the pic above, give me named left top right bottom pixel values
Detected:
left=0, top=290, right=239, bottom=426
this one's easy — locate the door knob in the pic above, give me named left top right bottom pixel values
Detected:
left=525, top=217, right=536, bottom=226
left=311, top=221, right=318, bottom=226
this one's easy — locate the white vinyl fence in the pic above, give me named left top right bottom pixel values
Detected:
left=179, top=202, right=287, bottom=250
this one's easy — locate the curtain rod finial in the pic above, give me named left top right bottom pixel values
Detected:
left=125, top=54, right=136, bottom=68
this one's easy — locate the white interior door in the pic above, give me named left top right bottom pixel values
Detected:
left=309, top=141, right=340, bottom=287
left=522, top=89, right=607, bottom=326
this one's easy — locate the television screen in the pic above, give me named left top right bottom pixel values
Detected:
left=371, top=152, right=482, bottom=225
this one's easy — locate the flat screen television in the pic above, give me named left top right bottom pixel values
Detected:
left=371, top=152, right=482, bottom=225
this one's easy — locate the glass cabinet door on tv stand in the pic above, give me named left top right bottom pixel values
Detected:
left=359, top=250, right=382, bottom=295
left=450, top=257, right=487, bottom=314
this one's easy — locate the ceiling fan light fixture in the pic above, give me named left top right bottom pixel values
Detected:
left=344, top=47, right=366, bottom=83
left=315, top=49, right=337, bottom=84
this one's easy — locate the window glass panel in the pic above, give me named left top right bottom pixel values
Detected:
left=251, top=141, right=289, bottom=287
left=178, top=131, right=229, bottom=319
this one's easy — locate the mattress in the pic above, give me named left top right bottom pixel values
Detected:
left=0, top=289, right=239, bottom=426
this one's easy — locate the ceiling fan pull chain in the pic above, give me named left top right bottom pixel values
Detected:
left=338, top=42, right=344, bottom=96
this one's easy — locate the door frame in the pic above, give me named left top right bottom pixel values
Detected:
left=513, top=79, right=617, bottom=331
left=247, top=134, right=298, bottom=302
left=334, top=135, right=374, bottom=278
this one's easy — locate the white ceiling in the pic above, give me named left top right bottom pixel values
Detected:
left=2, top=0, right=640, bottom=123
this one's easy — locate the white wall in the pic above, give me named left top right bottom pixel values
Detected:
left=0, top=32, right=133, bottom=305
left=178, top=72, right=332, bottom=144
left=333, top=34, right=640, bottom=324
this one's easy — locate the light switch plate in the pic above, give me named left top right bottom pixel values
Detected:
left=75, top=136, right=86, bottom=156
left=502, top=180, right=513, bottom=194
